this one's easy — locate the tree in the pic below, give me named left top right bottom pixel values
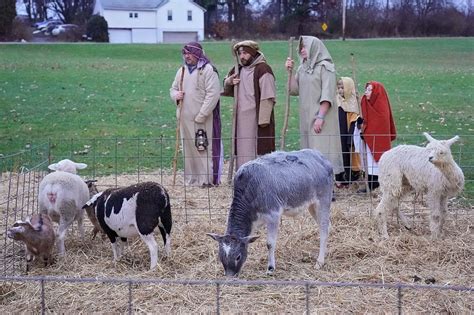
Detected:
left=49, top=0, right=93, bottom=24
left=86, top=14, right=108, bottom=42
left=0, top=0, right=16, bottom=39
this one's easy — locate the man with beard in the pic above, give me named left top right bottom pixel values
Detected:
left=170, top=42, right=223, bottom=187
left=223, top=40, right=277, bottom=171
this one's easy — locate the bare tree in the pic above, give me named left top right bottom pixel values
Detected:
left=49, top=0, right=93, bottom=24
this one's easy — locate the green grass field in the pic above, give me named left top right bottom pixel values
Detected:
left=0, top=38, right=473, bottom=184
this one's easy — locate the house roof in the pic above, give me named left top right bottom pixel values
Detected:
left=99, top=0, right=167, bottom=10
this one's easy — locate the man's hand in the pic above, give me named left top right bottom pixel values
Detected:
left=175, top=91, right=184, bottom=101
left=225, top=73, right=240, bottom=86
left=285, top=57, right=294, bottom=71
left=313, top=118, right=324, bottom=134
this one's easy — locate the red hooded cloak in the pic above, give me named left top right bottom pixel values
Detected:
left=361, top=81, right=397, bottom=162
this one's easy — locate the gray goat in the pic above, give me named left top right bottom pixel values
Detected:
left=208, top=149, right=333, bottom=276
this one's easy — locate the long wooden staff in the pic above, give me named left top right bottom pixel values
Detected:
left=172, top=66, right=185, bottom=186
left=280, top=36, right=295, bottom=150
left=227, top=41, right=239, bottom=184
left=350, top=53, right=370, bottom=196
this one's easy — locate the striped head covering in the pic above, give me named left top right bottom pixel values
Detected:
left=182, top=42, right=211, bottom=69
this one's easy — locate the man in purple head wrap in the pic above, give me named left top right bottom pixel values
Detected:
left=170, top=42, right=223, bottom=187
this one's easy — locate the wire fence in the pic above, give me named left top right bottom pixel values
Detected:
left=0, top=134, right=472, bottom=311
left=0, top=275, right=472, bottom=314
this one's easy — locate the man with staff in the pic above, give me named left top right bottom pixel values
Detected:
left=223, top=40, right=277, bottom=172
left=170, top=42, right=223, bottom=187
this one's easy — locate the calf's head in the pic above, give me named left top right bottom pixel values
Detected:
left=207, top=233, right=259, bottom=277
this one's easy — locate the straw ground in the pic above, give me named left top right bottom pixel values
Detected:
left=0, top=171, right=472, bottom=313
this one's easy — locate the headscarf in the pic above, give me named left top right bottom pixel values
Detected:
left=361, top=81, right=397, bottom=162
left=182, top=42, right=211, bottom=69
left=298, top=36, right=335, bottom=74
left=233, top=40, right=266, bottom=67
left=338, top=77, right=359, bottom=114
left=233, top=40, right=260, bottom=57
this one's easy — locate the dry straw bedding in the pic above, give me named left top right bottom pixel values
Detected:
left=0, top=171, right=472, bottom=313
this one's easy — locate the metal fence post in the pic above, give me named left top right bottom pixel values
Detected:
left=128, top=280, right=133, bottom=315
left=397, top=285, right=402, bottom=315
left=216, top=282, right=221, bottom=315
left=40, top=278, right=45, bottom=315
left=305, top=283, right=310, bottom=314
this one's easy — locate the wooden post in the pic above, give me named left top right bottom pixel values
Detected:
left=280, top=36, right=295, bottom=150
left=227, top=41, right=239, bottom=184
left=172, top=66, right=185, bottom=186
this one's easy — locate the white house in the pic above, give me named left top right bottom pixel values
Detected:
left=93, top=0, right=206, bottom=44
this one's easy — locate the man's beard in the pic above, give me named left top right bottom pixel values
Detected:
left=241, top=56, right=254, bottom=66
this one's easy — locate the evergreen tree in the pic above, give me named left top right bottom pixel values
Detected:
left=0, top=0, right=16, bottom=39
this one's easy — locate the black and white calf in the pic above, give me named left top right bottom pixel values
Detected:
left=208, top=149, right=333, bottom=276
left=83, top=181, right=172, bottom=270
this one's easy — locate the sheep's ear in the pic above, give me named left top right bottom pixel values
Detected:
left=48, top=162, right=59, bottom=171
left=446, top=135, right=460, bottom=147
left=206, top=233, right=224, bottom=242
left=75, top=162, right=87, bottom=170
left=423, top=132, right=436, bottom=143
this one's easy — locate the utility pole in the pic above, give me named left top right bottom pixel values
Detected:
left=342, top=0, right=346, bottom=40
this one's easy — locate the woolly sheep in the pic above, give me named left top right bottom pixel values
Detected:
left=39, top=160, right=90, bottom=255
left=375, top=132, right=464, bottom=239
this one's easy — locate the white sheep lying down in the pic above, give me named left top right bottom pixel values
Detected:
left=375, top=132, right=464, bottom=239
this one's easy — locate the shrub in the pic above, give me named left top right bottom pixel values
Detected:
left=86, top=15, right=109, bottom=42
left=11, top=18, right=32, bottom=41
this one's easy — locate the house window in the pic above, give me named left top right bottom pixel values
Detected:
left=134, top=12, right=138, bottom=18
left=187, top=10, right=192, bottom=21
left=168, top=10, right=172, bottom=21
left=129, top=12, right=133, bottom=18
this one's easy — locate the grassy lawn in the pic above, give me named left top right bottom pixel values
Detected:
left=0, top=38, right=473, bottom=186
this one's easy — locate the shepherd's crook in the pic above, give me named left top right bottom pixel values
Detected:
left=172, top=66, right=185, bottom=186
left=227, top=41, right=239, bottom=184
left=280, top=37, right=295, bottom=150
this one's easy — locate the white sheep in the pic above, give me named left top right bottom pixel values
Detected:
left=375, top=132, right=464, bottom=239
left=38, top=160, right=90, bottom=255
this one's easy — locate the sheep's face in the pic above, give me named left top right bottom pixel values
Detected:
left=426, top=142, right=452, bottom=166
left=424, top=133, right=459, bottom=167
left=207, top=233, right=259, bottom=277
